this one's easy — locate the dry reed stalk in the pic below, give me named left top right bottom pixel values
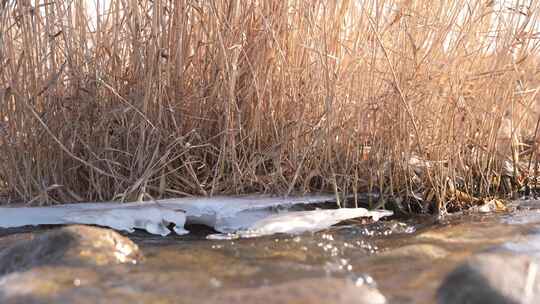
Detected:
left=1, top=0, right=540, bottom=213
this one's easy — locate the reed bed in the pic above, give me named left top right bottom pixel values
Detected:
left=1, top=0, right=540, bottom=213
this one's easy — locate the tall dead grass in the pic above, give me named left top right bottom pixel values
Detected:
left=1, top=0, right=540, bottom=212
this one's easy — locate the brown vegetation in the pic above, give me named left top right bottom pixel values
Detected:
left=1, top=0, right=540, bottom=213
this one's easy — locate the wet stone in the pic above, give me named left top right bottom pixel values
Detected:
left=381, top=244, right=449, bottom=260
left=417, top=222, right=522, bottom=244
left=145, top=247, right=260, bottom=278
left=0, top=266, right=207, bottom=304
left=437, top=252, right=540, bottom=304
left=0, top=225, right=142, bottom=275
left=210, top=277, right=387, bottom=304
left=0, top=266, right=101, bottom=304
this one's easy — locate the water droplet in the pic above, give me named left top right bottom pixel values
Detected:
left=209, top=278, right=222, bottom=288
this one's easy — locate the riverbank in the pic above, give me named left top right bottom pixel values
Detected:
left=2, top=1, right=540, bottom=214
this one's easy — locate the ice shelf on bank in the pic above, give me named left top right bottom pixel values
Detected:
left=0, top=203, right=188, bottom=237
left=207, top=208, right=393, bottom=240
left=0, top=195, right=392, bottom=237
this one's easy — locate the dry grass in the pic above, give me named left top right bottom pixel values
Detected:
left=1, top=0, right=540, bottom=213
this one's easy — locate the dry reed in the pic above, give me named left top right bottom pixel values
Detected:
left=2, top=0, right=540, bottom=213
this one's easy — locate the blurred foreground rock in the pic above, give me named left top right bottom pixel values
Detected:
left=210, top=277, right=386, bottom=304
left=0, top=225, right=141, bottom=275
left=437, top=252, right=540, bottom=304
left=0, top=269, right=385, bottom=304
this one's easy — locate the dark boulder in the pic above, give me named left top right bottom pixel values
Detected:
left=437, top=252, right=540, bottom=304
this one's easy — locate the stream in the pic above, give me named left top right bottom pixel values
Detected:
left=2, top=200, right=540, bottom=303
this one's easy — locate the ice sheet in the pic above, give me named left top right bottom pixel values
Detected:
left=63, top=206, right=188, bottom=236
left=0, top=204, right=187, bottom=236
left=0, top=195, right=337, bottom=235
left=208, top=208, right=393, bottom=239
left=0, top=195, right=392, bottom=237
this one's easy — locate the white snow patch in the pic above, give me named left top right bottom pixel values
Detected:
left=0, top=195, right=392, bottom=237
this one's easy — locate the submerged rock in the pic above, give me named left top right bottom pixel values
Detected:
left=437, top=252, right=540, bottom=304
left=0, top=269, right=384, bottom=304
left=0, top=225, right=141, bottom=275
left=0, top=266, right=101, bottom=304
left=210, top=277, right=386, bottom=304
left=0, top=265, right=209, bottom=304
left=381, top=244, right=449, bottom=260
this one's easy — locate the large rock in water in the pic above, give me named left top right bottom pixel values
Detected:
left=210, top=277, right=387, bottom=304
left=0, top=225, right=141, bottom=275
left=437, top=252, right=540, bottom=304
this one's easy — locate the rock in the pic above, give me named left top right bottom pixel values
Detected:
left=381, top=244, right=448, bottom=260
left=0, top=225, right=141, bottom=275
left=437, top=252, right=540, bottom=304
left=210, top=277, right=386, bottom=304
left=418, top=223, right=521, bottom=244
left=0, top=266, right=101, bottom=304
left=0, top=265, right=212, bottom=304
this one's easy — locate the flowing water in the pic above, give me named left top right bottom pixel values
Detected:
left=2, top=200, right=540, bottom=303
